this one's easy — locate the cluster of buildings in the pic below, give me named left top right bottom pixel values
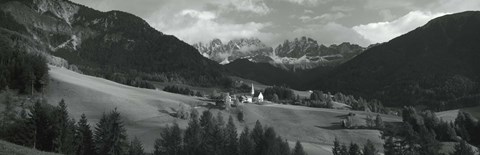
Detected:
left=218, top=84, right=264, bottom=109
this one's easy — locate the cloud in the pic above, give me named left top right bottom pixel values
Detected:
left=222, top=0, right=271, bottom=15
left=331, top=6, right=354, bottom=12
left=153, top=9, right=274, bottom=45
left=299, top=12, right=346, bottom=23
left=304, top=9, right=314, bottom=14
left=181, top=10, right=216, bottom=20
left=272, top=22, right=370, bottom=47
left=284, top=0, right=330, bottom=6
left=353, top=11, right=447, bottom=43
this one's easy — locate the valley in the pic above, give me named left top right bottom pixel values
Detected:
left=45, top=65, right=400, bottom=154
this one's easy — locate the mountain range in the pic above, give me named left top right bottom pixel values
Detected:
left=227, top=11, right=480, bottom=109
left=0, top=0, right=227, bottom=87
left=1, top=0, right=479, bottom=109
left=194, top=37, right=365, bottom=71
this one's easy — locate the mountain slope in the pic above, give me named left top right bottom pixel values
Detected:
left=312, top=11, right=480, bottom=108
left=0, top=0, right=226, bottom=87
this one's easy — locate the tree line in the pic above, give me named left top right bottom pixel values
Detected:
left=0, top=95, right=143, bottom=155
left=163, top=85, right=203, bottom=97
left=154, top=109, right=307, bottom=155
left=381, top=107, right=479, bottom=155
left=0, top=41, right=48, bottom=94
left=0, top=92, right=306, bottom=155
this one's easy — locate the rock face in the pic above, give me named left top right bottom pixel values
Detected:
left=272, top=37, right=365, bottom=70
left=0, top=0, right=226, bottom=86
left=194, top=36, right=365, bottom=71
left=193, top=38, right=273, bottom=64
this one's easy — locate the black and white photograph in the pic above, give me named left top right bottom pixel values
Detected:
left=0, top=0, right=479, bottom=154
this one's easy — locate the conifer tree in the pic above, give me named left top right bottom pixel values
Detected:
left=348, top=142, right=361, bottom=155
left=154, top=122, right=182, bottom=155
left=225, top=116, right=238, bottom=155
left=239, top=126, right=254, bottom=155
left=0, top=88, right=16, bottom=132
left=332, top=137, right=341, bottom=155
left=375, top=114, right=385, bottom=129
left=292, top=141, right=306, bottom=155
left=76, top=114, right=96, bottom=155
left=53, top=99, right=76, bottom=154
left=29, top=100, right=55, bottom=151
left=212, top=112, right=225, bottom=155
left=94, top=112, right=110, bottom=155
left=128, top=137, right=145, bottom=155
left=363, top=139, right=376, bottom=155
left=251, top=120, right=264, bottom=155
left=183, top=109, right=201, bottom=155
left=451, top=140, right=476, bottom=155
left=340, top=143, right=348, bottom=155
left=94, top=109, right=128, bottom=155
left=199, top=110, right=215, bottom=155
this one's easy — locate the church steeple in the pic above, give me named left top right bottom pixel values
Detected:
left=251, top=83, right=254, bottom=96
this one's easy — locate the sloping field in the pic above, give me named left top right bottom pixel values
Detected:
left=462, top=106, right=480, bottom=120
left=239, top=104, right=402, bottom=154
left=45, top=66, right=402, bottom=154
left=45, top=66, right=203, bottom=151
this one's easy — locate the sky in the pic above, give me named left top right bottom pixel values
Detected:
left=70, top=0, right=480, bottom=47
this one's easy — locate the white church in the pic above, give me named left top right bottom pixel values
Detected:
left=223, top=83, right=264, bottom=108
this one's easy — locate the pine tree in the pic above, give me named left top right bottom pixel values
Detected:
left=292, top=141, right=306, bottom=155
left=384, top=136, right=396, bottom=155
left=339, top=143, right=348, bottom=155
left=94, top=109, right=128, bottom=155
left=451, top=140, right=476, bottom=155
left=154, top=122, right=182, bottom=155
left=183, top=109, right=201, bottom=155
left=363, top=139, right=377, bottom=155
left=0, top=88, right=16, bottom=132
left=212, top=112, right=225, bottom=155
left=53, top=99, right=76, bottom=154
left=199, top=110, right=215, bottom=155
left=239, top=126, right=254, bottom=155
left=108, top=109, right=128, bottom=155
left=332, top=137, right=341, bottom=155
left=348, top=142, right=361, bottom=155
left=76, top=114, right=96, bottom=155
left=94, top=112, right=110, bottom=155
left=375, top=114, right=385, bottom=129
left=366, top=114, right=374, bottom=128
left=225, top=116, right=238, bottom=155
left=251, top=120, right=265, bottom=155
left=128, top=137, right=145, bottom=155
left=29, top=100, right=55, bottom=151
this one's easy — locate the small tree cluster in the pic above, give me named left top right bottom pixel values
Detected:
left=332, top=138, right=376, bottom=155
left=0, top=98, right=144, bottom=155
left=163, top=85, right=203, bottom=97
left=154, top=110, right=306, bottom=155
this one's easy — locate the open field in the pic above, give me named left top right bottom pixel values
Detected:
left=462, top=106, right=480, bottom=120
left=45, top=66, right=402, bottom=154
left=0, top=140, right=60, bottom=155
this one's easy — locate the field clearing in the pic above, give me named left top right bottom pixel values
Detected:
left=462, top=106, right=480, bottom=120
left=45, top=66, right=402, bottom=154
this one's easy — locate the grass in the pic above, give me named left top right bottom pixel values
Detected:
left=45, top=65, right=403, bottom=155
left=0, top=140, right=59, bottom=155
left=462, top=106, right=480, bottom=120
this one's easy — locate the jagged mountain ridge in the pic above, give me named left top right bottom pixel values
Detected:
left=193, top=38, right=273, bottom=64
left=0, top=0, right=227, bottom=86
left=194, top=36, right=365, bottom=71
